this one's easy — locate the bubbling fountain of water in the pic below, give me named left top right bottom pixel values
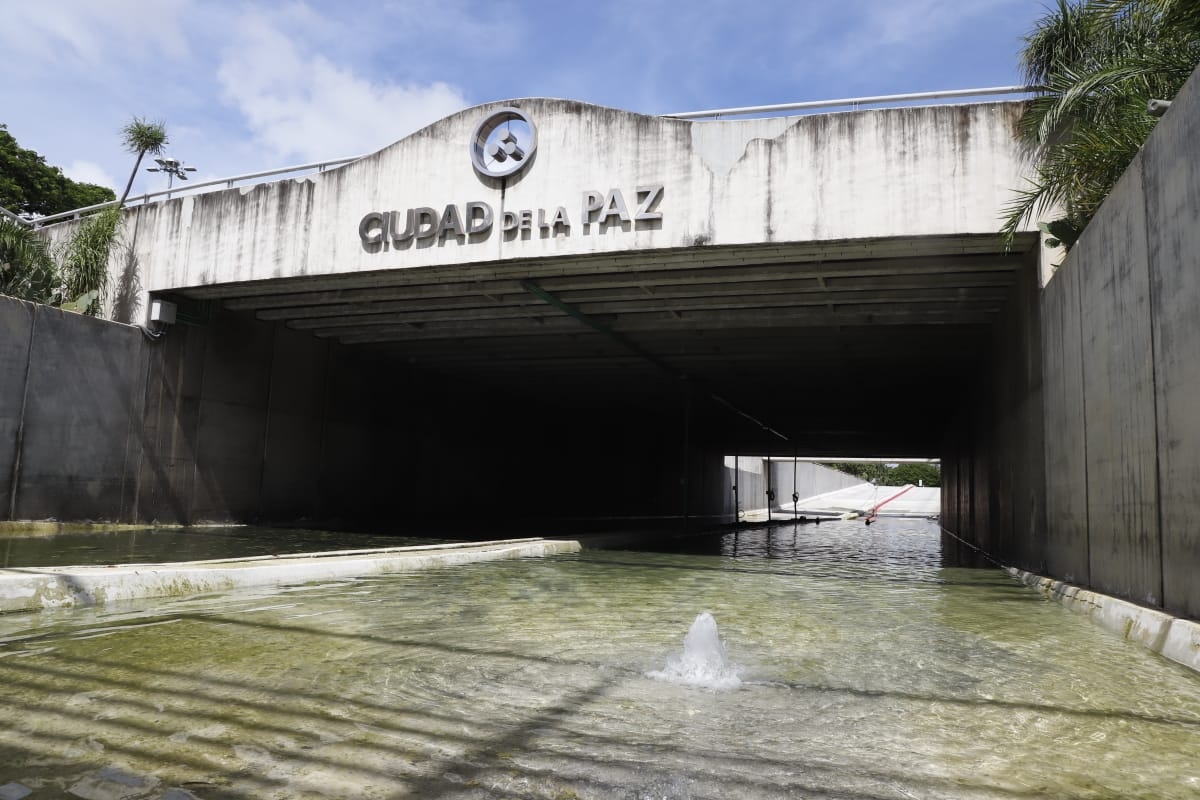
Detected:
left=647, top=611, right=742, bottom=690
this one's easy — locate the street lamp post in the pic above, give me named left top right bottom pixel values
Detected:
left=146, top=157, right=197, bottom=198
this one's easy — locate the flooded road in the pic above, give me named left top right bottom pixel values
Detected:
left=0, top=518, right=1197, bottom=798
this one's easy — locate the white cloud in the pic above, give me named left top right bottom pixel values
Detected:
left=217, top=13, right=469, bottom=164
left=62, top=160, right=119, bottom=192
left=805, top=0, right=1030, bottom=76
left=0, top=0, right=192, bottom=68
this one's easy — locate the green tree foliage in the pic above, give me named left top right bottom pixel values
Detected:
left=1001, top=0, right=1200, bottom=249
left=887, top=462, right=941, bottom=487
left=824, top=462, right=941, bottom=487
left=1097, top=0, right=1200, bottom=36
left=0, top=124, right=115, bottom=216
left=0, top=116, right=166, bottom=314
left=0, top=218, right=59, bottom=303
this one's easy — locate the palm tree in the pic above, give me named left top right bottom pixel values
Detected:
left=1001, top=0, right=1200, bottom=248
left=1094, top=0, right=1200, bottom=36
left=117, top=117, right=168, bottom=208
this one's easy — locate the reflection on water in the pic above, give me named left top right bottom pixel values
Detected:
left=0, top=526, right=453, bottom=567
left=0, top=518, right=1198, bottom=799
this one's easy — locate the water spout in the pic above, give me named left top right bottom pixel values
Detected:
left=648, top=611, right=742, bottom=690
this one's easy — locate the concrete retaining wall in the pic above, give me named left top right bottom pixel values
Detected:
left=1038, top=66, right=1200, bottom=619
left=718, top=457, right=859, bottom=515
left=1, top=297, right=730, bottom=530
left=1010, top=569, right=1200, bottom=674
left=941, top=247, right=1045, bottom=569
left=946, top=66, right=1200, bottom=620
left=1, top=297, right=147, bottom=521
left=769, top=460, right=863, bottom=508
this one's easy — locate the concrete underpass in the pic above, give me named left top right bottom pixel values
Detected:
left=136, top=231, right=1031, bottom=536
left=5, top=74, right=1200, bottom=622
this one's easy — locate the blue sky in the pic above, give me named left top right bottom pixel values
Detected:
left=0, top=0, right=1043, bottom=199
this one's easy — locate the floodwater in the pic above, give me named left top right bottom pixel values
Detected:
left=1, top=518, right=1198, bottom=799
left=0, top=526, right=451, bottom=568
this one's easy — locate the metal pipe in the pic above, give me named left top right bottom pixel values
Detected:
left=793, top=448, right=798, bottom=520
left=733, top=452, right=740, bottom=523
left=663, top=85, right=1039, bottom=119
left=682, top=382, right=692, bottom=534
left=766, top=454, right=772, bottom=523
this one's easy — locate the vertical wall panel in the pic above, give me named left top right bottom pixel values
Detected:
left=1075, top=163, right=1162, bottom=606
left=0, top=297, right=34, bottom=518
left=1040, top=265, right=1089, bottom=584
left=1143, top=71, right=1200, bottom=619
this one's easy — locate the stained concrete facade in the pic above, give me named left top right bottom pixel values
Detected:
left=38, top=100, right=1032, bottom=320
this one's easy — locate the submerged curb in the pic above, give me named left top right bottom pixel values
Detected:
left=1009, top=568, right=1200, bottom=674
left=0, top=538, right=582, bottom=614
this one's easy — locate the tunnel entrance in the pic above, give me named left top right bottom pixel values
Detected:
left=140, top=232, right=1036, bottom=537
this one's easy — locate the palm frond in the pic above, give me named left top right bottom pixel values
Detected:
left=60, top=208, right=121, bottom=315
left=1005, top=0, right=1200, bottom=251
left=0, top=219, right=59, bottom=303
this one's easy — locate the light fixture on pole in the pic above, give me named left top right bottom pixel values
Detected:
left=146, top=157, right=197, bottom=196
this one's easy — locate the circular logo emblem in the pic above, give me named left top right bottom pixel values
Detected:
left=469, top=107, right=537, bottom=179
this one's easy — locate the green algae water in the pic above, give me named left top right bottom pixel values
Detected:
left=0, top=526, right=451, bottom=568
left=0, top=518, right=1198, bottom=799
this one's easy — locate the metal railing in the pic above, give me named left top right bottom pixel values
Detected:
left=1, top=205, right=27, bottom=225
left=663, top=85, right=1039, bottom=119
left=9, top=154, right=363, bottom=228
left=6, top=86, right=1040, bottom=227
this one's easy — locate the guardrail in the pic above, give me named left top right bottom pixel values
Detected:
left=7, top=85, right=1039, bottom=227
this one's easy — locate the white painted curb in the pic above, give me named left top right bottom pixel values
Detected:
left=1009, top=568, right=1200, bottom=674
left=0, top=538, right=581, bottom=614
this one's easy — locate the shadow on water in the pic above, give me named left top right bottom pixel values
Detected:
left=11, top=611, right=1196, bottom=730
left=3, top=516, right=1196, bottom=797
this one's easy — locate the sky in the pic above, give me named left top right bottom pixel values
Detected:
left=0, top=0, right=1046, bottom=200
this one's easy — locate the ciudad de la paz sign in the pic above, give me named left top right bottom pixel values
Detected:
left=358, top=186, right=665, bottom=248
left=358, top=106, right=663, bottom=249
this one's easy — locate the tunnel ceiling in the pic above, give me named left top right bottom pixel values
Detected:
left=180, top=232, right=1035, bottom=457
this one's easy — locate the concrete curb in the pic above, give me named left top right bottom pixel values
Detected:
left=0, top=538, right=582, bottom=614
left=1009, top=568, right=1200, bottom=674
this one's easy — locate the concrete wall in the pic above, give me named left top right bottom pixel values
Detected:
left=37, top=100, right=1033, bottom=320
left=1037, top=67, right=1200, bottom=618
left=769, top=460, right=863, bottom=508
left=1, top=297, right=732, bottom=531
left=946, top=67, right=1200, bottom=620
left=941, top=248, right=1046, bottom=570
left=1, top=297, right=146, bottom=521
left=1, top=299, right=378, bottom=525
left=718, top=456, right=860, bottom=515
